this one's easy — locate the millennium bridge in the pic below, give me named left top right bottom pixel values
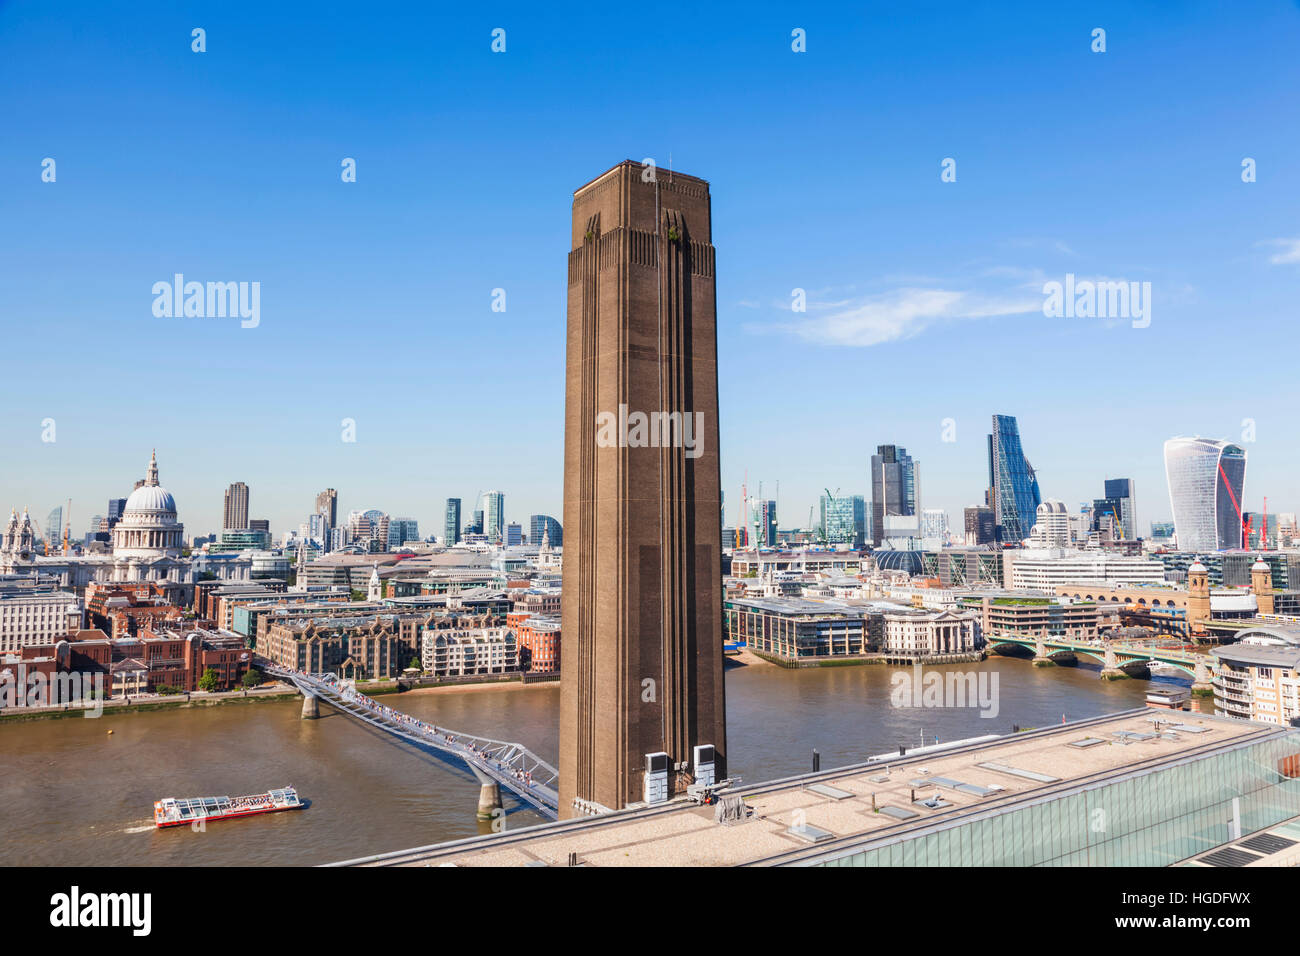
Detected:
left=265, top=666, right=559, bottom=820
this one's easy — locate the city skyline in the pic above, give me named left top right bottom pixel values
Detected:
left=4, top=3, right=1299, bottom=538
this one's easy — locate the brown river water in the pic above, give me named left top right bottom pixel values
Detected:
left=0, top=657, right=1196, bottom=865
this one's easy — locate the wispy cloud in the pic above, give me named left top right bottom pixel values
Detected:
left=1261, top=238, right=1300, bottom=265
left=764, top=287, right=1040, bottom=347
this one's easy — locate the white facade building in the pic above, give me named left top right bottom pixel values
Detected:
left=882, top=608, right=981, bottom=657
left=1006, top=548, right=1167, bottom=591
left=1028, top=499, right=1071, bottom=549
left=420, top=626, right=518, bottom=677
left=0, top=589, right=84, bottom=653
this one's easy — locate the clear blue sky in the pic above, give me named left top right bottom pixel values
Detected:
left=2, top=0, right=1298, bottom=539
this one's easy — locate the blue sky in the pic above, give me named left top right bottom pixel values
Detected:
left=2, top=0, right=1298, bottom=540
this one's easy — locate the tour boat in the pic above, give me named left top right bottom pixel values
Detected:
left=153, top=786, right=304, bottom=828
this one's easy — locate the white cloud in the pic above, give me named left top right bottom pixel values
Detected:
left=769, top=287, right=1039, bottom=347
left=1263, top=238, right=1300, bottom=265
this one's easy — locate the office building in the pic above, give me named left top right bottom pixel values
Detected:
left=484, top=492, right=505, bottom=544
left=870, top=445, right=918, bottom=548
left=963, top=506, right=995, bottom=546
left=1101, top=478, right=1136, bottom=540
left=388, top=518, right=419, bottom=550
left=0, top=588, right=84, bottom=653
left=1005, top=549, right=1167, bottom=591
left=560, top=161, right=727, bottom=816
left=1028, top=499, right=1071, bottom=548
left=821, top=494, right=867, bottom=549
left=529, top=514, right=561, bottom=549
left=987, top=414, right=1041, bottom=544
left=44, top=506, right=62, bottom=552
left=445, top=498, right=462, bottom=546
left=1164, top=437, right=1247, bottom=551
left=223, top=482, right=249, bottom=531
left=315, top=489, right=338, bottom=529
left=752, top=499, right=777, bottom=547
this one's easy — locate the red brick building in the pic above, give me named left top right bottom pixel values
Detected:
left=512, top=613, right=561, bottom=674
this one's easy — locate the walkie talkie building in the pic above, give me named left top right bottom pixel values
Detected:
left=1164, top=437, right=1247, bottom=551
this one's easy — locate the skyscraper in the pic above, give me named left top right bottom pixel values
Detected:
left=530, top=514, right=561, bottom=548
left=444, top=498, right=462, bottom=546
left=987, top=415, right=1041, bottom=544
left=223, top=482, right=249, bottom=530
left=870, top=444, right=918, bottom=548
left=1102, top=478, right=1136, bottom=540
left=45, top=506, right=62, bottom=551
left=315, top=489, right=338, bottom=528
left=752, top=499, right=777, bottom=547
left=483, top=491, right=505, bottom=544
left=560, top=161, right=726, bottom=816
left=1164, top=438, right=1247, bottom=551
left=821, top=493, right=867, bottom=549
left=963, top=505, right=995, bottom=545
left=388, top=518, right=419, bottom=549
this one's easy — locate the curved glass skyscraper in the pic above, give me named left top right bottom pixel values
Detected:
left=988, top=414, right=1041, bottom=544
left=1164, top=438, right=1247, bottom=551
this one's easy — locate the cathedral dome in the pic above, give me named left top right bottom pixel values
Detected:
left=124, top=483, right=176, bottom=515
left=112, top=451, right=184, bottom=560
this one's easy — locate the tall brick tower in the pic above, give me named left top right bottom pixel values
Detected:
left=560, top=161, right=727, bottom=816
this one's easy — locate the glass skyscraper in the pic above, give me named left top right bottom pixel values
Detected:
left=444, top=498, right=462, bottom=546
left=988, top=414, right=1041, bottom=544
left=530, top=514, right=561, bottom=547
left=1164, top=437, right=1247, bottom=551
left=820, top=494, right=866, bottom=549
left=45, top=506, right=62, bottom=551
left=484, top=491, right=505, bottom=543
left=870, top=445, right=918, bottom=548
left=387, top=517, right=419, bottom=549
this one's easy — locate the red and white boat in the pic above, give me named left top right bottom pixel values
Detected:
left=154, top=786, right=304, bottom=828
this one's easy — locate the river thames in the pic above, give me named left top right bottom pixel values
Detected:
left=0, top=657, right=1199, bottom=866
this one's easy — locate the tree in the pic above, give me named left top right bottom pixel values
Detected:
left=198, top=667, right=219, bottom=692
left=241, top=667, right=263, bottom=689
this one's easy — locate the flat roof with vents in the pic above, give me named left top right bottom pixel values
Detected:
left=337, top=709, right=1285, bottom=868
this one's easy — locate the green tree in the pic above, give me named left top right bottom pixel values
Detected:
left=198, top=667, right=219, bottom=692
left=241, top=667, right=263, bottom=689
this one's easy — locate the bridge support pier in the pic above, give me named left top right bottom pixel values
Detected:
left=1031, top=637, right=1055, bottom=668
left=301, top=692, right=319, bottom=719
left=476, top=782, right=502, bottom=821
left=1192, top=657, right=1214, bottom=695
left=1099, top=645, right=1128, bottom=681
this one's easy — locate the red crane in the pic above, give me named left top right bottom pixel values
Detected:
left=1218, top=462, right=1247, bottom=549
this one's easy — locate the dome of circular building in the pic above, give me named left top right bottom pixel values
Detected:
left=124, top=484, right=176, bottom=514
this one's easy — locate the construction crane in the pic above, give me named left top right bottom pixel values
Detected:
left=1215, top=461, right=1248, bottom=550
left=64, top=499, right=71, bottom=554
left=821, top=487, right=840, bottom=546
left=734, top=472, right=747, bottom=549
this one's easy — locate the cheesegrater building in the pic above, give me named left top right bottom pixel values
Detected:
left=560, top=161, right=727, bottom=816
